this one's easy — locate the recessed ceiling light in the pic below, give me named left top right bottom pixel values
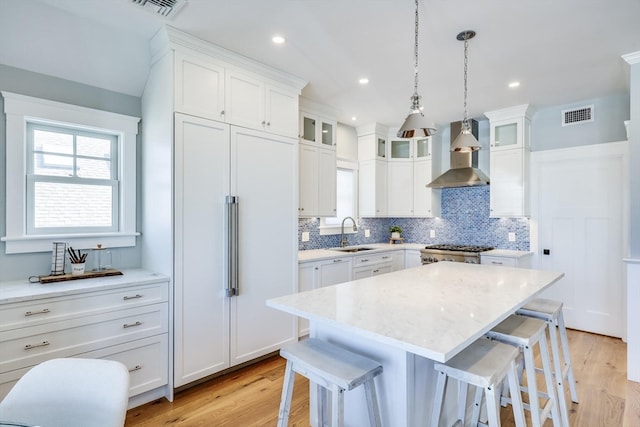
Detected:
left=359, top=77, right=369, bottom=85
left=351, top=116, right=357, bottom=121
left=272, top=35, right=286, bottom=44
left=508, top=81, right=520, bottom=88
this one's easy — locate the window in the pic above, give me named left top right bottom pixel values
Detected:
left=320, top=160, right=358, bottom=234
left=2, top=92, right=140, bottom=253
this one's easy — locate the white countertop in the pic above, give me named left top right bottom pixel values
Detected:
left=0, top=269, right=169, bottom=304
left=299, top=243, right=425, bottom=263
left=268, top=262, right=563, bottom=363
left=482, top=249, right=533, bottom=259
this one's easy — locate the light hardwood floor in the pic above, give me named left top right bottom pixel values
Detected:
left=125, top=329, right=640, bottom=426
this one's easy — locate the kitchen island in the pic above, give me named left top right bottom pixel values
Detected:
left=267, top=261, right=563, bottom=426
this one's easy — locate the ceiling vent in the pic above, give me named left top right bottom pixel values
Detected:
left=130, top=0, right=186, bottom=18
left=562, top=105, right=594, bottom=126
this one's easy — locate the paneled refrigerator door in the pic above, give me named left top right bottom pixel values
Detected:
left=174, top=113, right=231, bottom=387
left=229, top=127, right=297, bottom=366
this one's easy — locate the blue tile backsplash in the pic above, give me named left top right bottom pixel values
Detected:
left=298, top=186, right=530, bottom=251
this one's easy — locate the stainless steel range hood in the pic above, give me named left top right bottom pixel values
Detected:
left=427, top=119, right=490, bottom=188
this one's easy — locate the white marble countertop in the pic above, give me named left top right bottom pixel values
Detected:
left=299, top=243, right=425, bottom=263
left=268, top=262, right=563, bottom=363
left=482, top=249, right=534, bottom=259
left=0, top=269, right=169, bottom=304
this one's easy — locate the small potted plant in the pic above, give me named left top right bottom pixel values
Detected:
left=389, top=225, right=403, bottom=240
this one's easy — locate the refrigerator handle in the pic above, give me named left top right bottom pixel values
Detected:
left=225, top=196, right=239, bottom=297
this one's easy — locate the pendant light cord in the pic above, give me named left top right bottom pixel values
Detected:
left=463, top=36, right=469, bottom=127
left=413, top=0, right=419, bottom=98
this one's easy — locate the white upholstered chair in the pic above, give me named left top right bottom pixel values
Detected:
left=0, top=358, right=130, bottom=427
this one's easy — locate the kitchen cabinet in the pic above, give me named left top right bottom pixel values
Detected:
left=485, top=105, right=533, bottom=217
left=226, top=70, right=299, bottom=137
left=404, top=249, right=422, bottom=268
left=300, top=111, right=337, bottom=148
left=0, top=272, right=169, bottom=406
left=174, top=47, right=300, bottom=138
left=142, top=27, right=305, bottom=391
left=351, top=251, right=394, bottom=279
left=298, top=142, right=337, bottom=217
left=298, top=257, right=351, bottom=335
left=387, top=136, right=441, bottom=217
left=359, top=159, right=387, bottom=217
left=481, top=250, right=533, bottom=268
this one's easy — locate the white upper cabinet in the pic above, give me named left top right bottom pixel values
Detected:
left=485, top=104, right=533, bottom=217
left=174, top=51, right=225, bottom=121
left=298, top=101, right=338, bottom=217
left=300, top=111, right=337, bottom=149
left=174, top=50, right=300, bottom=138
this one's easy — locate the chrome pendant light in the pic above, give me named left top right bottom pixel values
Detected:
left=397, top=0, right=437, bottom=138
left=451, top=30, right=481, bottom=152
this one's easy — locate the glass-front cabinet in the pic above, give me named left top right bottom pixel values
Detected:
left=390, top=139, right=411, bottom=159
left=415, top=138, right=431, bottom=158
left=491, top=120, right=522, bottom=150
left=300, top=111, right=337, bottom=148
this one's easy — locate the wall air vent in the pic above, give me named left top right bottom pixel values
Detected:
left=130, top=0, right=185, bottom=18
left=562, top=105, right=594, bottom=126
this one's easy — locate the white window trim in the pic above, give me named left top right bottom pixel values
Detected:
left=1, top=91, right=140, bottom=254
left=319, top=158, right=359, bottom=235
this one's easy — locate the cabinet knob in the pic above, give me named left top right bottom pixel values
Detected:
left=267, top=122, right=271, bottom=126
left=261, top=121, right=266, bottom=125
left=220, top=110, right=225, bottom=116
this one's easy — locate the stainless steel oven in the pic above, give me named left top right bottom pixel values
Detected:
left=420, top=244, right=494, bottom=265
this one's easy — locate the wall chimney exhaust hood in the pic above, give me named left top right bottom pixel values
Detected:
left=427, top=119, right=490, bottom=188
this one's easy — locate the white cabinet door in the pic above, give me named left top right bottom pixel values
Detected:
left=299, top=143, right=319, bottom=216
left=265, top=84, right=299, bottom=138
left=229, top=127, right=297, bottom=366
left=225, top=70, right=265, bottom=130
left=317, top=147, right=337, bottom=217
left=359, top=160, right=387, bottom=217
left=489, top=148, right=527, bottom=217
left=298, top=262, right=318, bottom=336
left=319, top=258, right=351, bottom=285
left=174, top=52, right=225, bottom=121
left=387, top=161, right=414, bottom=216
left=413, top=159, right=440, bottom=217
left=174, top=114, right=230, bottom=386
left=404, top=250, right=422, bottom=268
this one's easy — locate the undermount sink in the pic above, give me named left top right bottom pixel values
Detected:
left=331, top=247, right=375, bottom=253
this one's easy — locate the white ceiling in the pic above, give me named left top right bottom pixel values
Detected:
left=1, top=0, right=639, bottom=129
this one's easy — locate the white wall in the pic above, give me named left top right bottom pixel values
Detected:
left=336, top=123, right=358, bottom=161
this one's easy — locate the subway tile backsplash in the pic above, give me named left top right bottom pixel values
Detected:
left=298, top=186, right=530, bottom=251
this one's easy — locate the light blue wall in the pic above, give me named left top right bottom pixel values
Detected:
left=531, top=94, right=629, bottom=151
left=0, top=64, right=142, bottom=281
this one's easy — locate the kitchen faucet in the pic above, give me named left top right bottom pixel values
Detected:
left=340, top=217, right=357, bottom=247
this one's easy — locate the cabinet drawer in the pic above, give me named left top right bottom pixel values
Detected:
left=481, top=256, right=517, bottom=267
left=352, top=262, right=393, bottom=280
left=0, top=282, right=168, bottom=331
left=81, top=334, right=169, bottom=397
left=353, top=251, right=394, bottom=267
left=0, top=335, right=169, bottom=400
left=0, top=303, right=168, bottom=373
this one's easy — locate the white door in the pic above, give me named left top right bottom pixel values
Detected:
left=229, top=127, right=297, bottom=365
left=174, top=114, right=230, bottom=386
left=533, top=142, right=627, bottom=337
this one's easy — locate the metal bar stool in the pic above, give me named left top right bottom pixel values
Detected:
left=517, top=298, right=578, bottom=427
left=486, top=315, right=563, bottom=427
left=277, top=338, right=383, bottom=427
left=431, top=338, right=526, bottom=427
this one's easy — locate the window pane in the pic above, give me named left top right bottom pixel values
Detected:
left=77, top=158, right=112, bottom=179
left=77, top=135, right=112, bottom=159
left=33, top=129, right=73, bottom=154
left=33, top=153, right=73, bottom=176
left=34, top=182, right=113, bottom=228
left=325, top=168, right=355, bottom=226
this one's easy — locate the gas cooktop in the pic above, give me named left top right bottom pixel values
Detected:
left=423, top=244, right=494, bottom=253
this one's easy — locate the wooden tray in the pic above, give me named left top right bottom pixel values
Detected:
left=38, top=269, right=123, bottom=284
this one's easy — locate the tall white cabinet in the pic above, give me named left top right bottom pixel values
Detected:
left=141, top=27, right=305, bottom=389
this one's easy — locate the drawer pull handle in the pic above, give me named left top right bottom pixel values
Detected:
left=25, top=341, right=50, bottom=350
left=25, top=308, right=50, bottom=317
left=123, top=294, right=143, bottom=300
left=123, top=321, right=143, bottom=329
left=361, top=259, right=369, bottom=263
left=382, top=256, right=390, bottom=259
left=491, top=261, right=504, bottom=265
left=129, top=365, right=142, bottom=372
left=373, top=269, right=379, bottom=273
left=333, top=259, right=342, bottom=263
